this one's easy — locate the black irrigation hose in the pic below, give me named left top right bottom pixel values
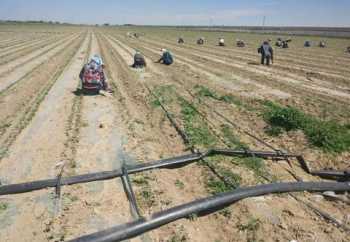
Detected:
left=187, top=90, right=279, bottom=153
left=144, top=85, right=194, bottom=151
left=1, top=149, right=348, bottom=196
left=70, top=181, right=350, bottom=242
left=0, top=152, right=210, bottom=195
left=311, top=170, right=350, bottom=181
left=133, top=87, right=350, bottom=235
left=188, top=89, right=340, bottom=179
left=121, top=167, right=142, bottom=218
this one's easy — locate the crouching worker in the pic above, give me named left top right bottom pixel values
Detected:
left=258, top=41, right=274, bottom=66
left=79, top=55, right=108, bottom=94
left=156, top=49, right=173, bottom=65
left=132, top=51, right=146, bottom=68
left=197, top=37, right=205, bottom=45
left=219, top=37, right=225, bottom=46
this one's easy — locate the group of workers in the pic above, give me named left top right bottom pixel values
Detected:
left=79, top=33, right=350, bottom=94
left=132, top=48, right=173, bottom=68
left=79, top=49, right=174, bottom=93
left=178, top=36, right=334, bottom=50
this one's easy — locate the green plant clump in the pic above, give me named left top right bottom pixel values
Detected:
left=263, top=102, right=350, bottom=153
left=194, top=85, right=242, bottom=106
left=0, top=202, right=8, bottom=213
left=179, top=97, right=217, bottom=148
left=221, top=124, right=248, bottom=149
left=206, top=168, right=241, bottom=194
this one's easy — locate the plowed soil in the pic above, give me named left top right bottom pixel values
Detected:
left=0, top=25, right=349, bottom=242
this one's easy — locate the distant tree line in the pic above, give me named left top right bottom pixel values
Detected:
left=0, top=20, right=73, bottom=25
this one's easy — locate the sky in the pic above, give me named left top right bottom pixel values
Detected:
left=0, top=0, right=349, bottom=27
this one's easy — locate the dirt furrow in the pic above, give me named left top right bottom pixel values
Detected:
left=101, top=32, right=234, bottom=242
left=0, top=34, right=52, bottom=53
left=133, top=36, right=350, bottom=100
left=113, top=35, right=350, bottom=122
left=146, top=32, right=350, bottom=65
left=0, top=32, right=90, bottom=242
left=107, top=34, right=312, bottom=182
left=107, top=32, right=350, bottom=242
left=0, top=35, right=60, bottom=64
left=0, top=34, right=80, bottom=92
left=102, top=32, right=348, bottom=241
left=148, top=35, right=350, bottom=78
left=48, top=32, right=141, bottom=241
left=113, top=34, right=349, bottom=166
left=0, top=34, right=77, bottom=77
left=0, top=35, right=43, bottom=49
left=0, top=35, right=86, bottom=159
left=113, top=35, right=291, bottom=100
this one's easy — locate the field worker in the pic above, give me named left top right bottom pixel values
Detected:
left=132, top=50, right=147, bottom=68
left=282, top=40, right=289, bottom=48
left=236, top=39, right=245, bottom=47
left=79, top=55, right=108, bottom=92
left=156, top=49, right=174, bottom=65
left=258, top=41, right=274, bottom=66
left=219, top=37, right=225, bottom=46
left=304, top=40, right=311, bottom=47
left=178, top=37, right=184, bottom=44
left=319, top=41, right=326, bottom=48
left=276, top=38, right=282, bottom=46
left=347, top=46, right=350, bottom=53
left=197, top=37, right=204, bottom=45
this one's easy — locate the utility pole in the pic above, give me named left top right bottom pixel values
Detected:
left=262, top=16, right=266, bottom=31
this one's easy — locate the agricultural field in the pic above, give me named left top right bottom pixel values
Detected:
left=0, top=23, right=349, bottom=242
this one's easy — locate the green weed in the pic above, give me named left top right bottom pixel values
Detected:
left=179, top=97, right=217, bottom=148
left=219, top=208, right=232, bottom=218
left=234, top=157, right=271, bottom=181
left=238, top=218, right=261, bottom=232
left=219, top=95, right=243, bottom=106
left=263, top=102, right=305, bottom=131
left=264, top=126, right=283, bottom=136
left=263, top=101, right=350, bottom=153
left=152, top=85, right=176, bottom=105
left=194, top=85, right=243, bottom=106
left=221, top=124, right=248, bottom=149
left=237, top=218, right=263, bottom=242
left=194, top=85, right=217, bottom=99
left=131, top=175, right=149, bottom=186
left=206, top=167, right=241, bottom=194
left=175, top=180, right=185, bottom=189
left=0, top=202, right=8, bottom=213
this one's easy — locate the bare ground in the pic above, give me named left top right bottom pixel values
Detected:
left=0, top=26, right=349, bottom=242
